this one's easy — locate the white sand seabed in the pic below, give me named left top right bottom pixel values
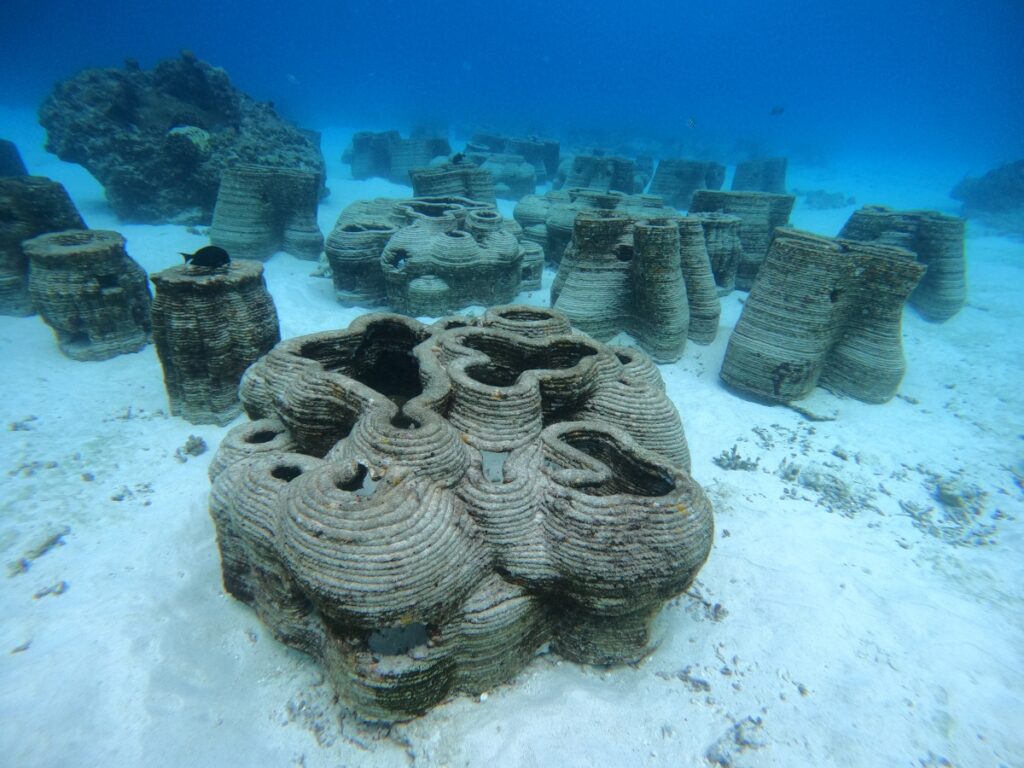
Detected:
left=1, top=107, right=1022, bottom=767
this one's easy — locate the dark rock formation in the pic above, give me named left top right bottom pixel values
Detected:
left=409, top=162, right=496, bottom=203
left=210, top=306, right=712, bottom=721
left=24, top=229, right=151, bottom=360
left=209, top=164, right=324, bottom=261
left=38, top=51, right=325, bottom=224
left=721, top=228, right=926, bottom=404
left=0, top=176, right=86, bottom=316
left=0, top=140, right=28, bottom=176
left=839, top=205, right=966, bottom=322
left=551, top=211, right=720, bottom=361
left=689, top=190, right=795, bottom=290
left=150, top=259, right=280, bottom=425
left=648, top=159, right=726, bottom=209
left=345, top=131, right=451, bottom=184
left=950, top=159, right=1024, bottom=236
left=732, top=157, right=788, bottom=193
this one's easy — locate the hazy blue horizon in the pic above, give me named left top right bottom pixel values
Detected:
left=2, top=0, right=1022, bottom=173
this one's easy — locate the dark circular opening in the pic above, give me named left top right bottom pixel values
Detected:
left=615, top=244, right=634, bottom=262
left=246, top=429, right=280, bottom=444
left=336, top=464, right=370, bottom=492
left=390, top=412, right=420, bottom=429
left=271, top=465, right=302, bottom=482
left=615, top=351, right=633, bottom=364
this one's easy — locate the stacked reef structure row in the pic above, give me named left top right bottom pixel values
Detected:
left=720, top=228, right=926, bottom=404
left=732, top=157, right=788, bottom=194
left=345, top=131, right=451, bottom=184
left=648, top=159, right=726, bottom=209
left=409, top=162, right=496, bottom=204
left=209, top=305, right=713, bottom=722
left=689, top=189, right=795, bottom=290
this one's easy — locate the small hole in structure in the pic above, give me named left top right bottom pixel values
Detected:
left=368, top=622, right=429, bottom=657
left=271, top=464, right=303, bottom=482
left=391, top=248, right=409, bottom=268
left=246, top=429, right=280, bottom=444
left=615, top=244, right=633, bottom=262
left=829, top=288, right=842, bottom=303
left=336, top=464, right=378, bottom=497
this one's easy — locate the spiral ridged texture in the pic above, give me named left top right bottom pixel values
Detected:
left=409, top=162, right=497, bottom=204
left=346, top=130, right=451, bottom=184
left=150, top=259, right=279, bottom=425
left=564, top=155, right=636, bottom=193
left=25, top=229, right=152, bottom=361
left=210, top=163, right=324, bottom=261
left=210, top=304, right=712, bottom=721
left=324, top=221, right=396, bottom=307
left=677, top=216, right=721, bottom=344
left=690, top=189, right=795, bottom=290
left=721, top=228, right=927, bottom=404
left=0, top=176, right=85, bottom=316
left=838, top=205, right=966, bottom=322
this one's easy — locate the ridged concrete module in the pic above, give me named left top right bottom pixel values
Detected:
left=513, top=188, right=676, bottom=264
left=720, top=228, right=926, bottom=404
left=324, top=196, right=529, bottom=315
left=468, top=133, right=560, bottom=182
left=346, top=131, right=451, bottom=184
left=551, top=210, right=720, bottom=361
left=24, top=229, right=151, bottom=360
left=0, top=176, right=86, bottom=316
left=150, top=259, right=280, bottom=425
left=209, top=164, right=324, bottom=261
left=468, top=152, right=536, bottom=200
left=1, top=139, right=28, bottom=176
left=564, top=155, right=636, bottom=193
left=409, top=162, right=497, bottom=203
left=732, top=157, right=788, bottom=193
left=689, top=190, right=795, bottom=290
left=648, top=159, right=726, bottom=209
left=838, top=205, right=966, bottom=322
left=691, top=212, right=743, bottom=294
left=216, top=305, right=712, bottom=721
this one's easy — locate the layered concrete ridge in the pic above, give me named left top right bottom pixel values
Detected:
left=211, top=305, right=713, bottom=721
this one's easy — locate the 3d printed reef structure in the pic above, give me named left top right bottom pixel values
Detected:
left=720, top=228, right=926, bottom=403
left=648, top=159, right=726, bottom=209
left=325, top=196, right=529, bottom=315
left=209, top=305, right=713, bottom=722
left=838, top=205, right=966, bottom=322
left=150, top=259, right=280, bottom=425
left=24, top=229, right=152, bottom=360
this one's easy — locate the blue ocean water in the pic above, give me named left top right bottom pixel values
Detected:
left=2, top=0, right=1022, bottom=172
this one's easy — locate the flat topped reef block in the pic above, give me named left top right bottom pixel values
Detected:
left=564, top=155, right=636, bottom=194
left=551, top=211, right=720, bottom=361
left=210, top=164, right=324, bottom=261
left=838, top=205, right=966, bottom=322
left=468, top=133, right=560, bottom=181
left=213, top=305, right=712, bottom=722
left=690, top=212, right=743, bottom=295
left=151, top=260, right=280, bottom=425
left=24, top=229, right=151, bottom=361
left=732, top=157, right=788, bottom=193
left=648, top=159, right=726, bottom=209
left=347, top=131, right=451, bottom=184
left=720, top=228, right=926, bottom=404
left=409, top=162, right=496, bottom=204
left=689, top=189, right=795, bottom=290
left=0, top=176, right=85, bottom=316
left=1, top=139, right=28, bottom=176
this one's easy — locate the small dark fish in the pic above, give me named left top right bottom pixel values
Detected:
left=180, top=245, right=231, bottom=268
left=770, top=105, right=785, bottom=116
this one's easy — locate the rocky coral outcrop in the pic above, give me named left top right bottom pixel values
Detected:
left=38, top=51, right=325, bottom=224
left=210, top=305, right=712, bottom=721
